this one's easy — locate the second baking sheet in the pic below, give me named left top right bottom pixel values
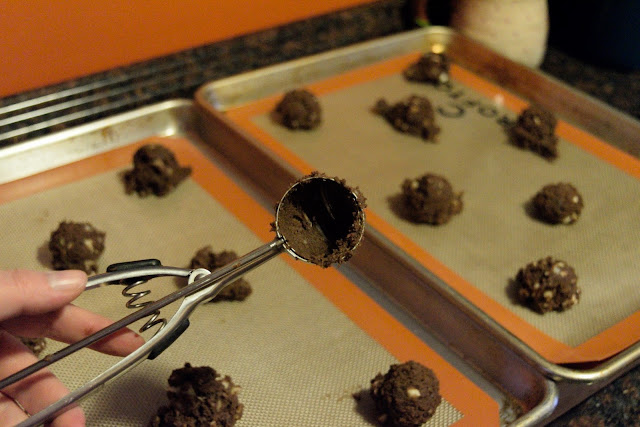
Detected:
left=216, top=53, right=640, bottom=364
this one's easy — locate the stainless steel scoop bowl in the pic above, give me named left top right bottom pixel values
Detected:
left=275, top=173, right=365, bottom=266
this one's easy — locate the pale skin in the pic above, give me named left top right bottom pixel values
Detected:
left=0, top=269, right=145, bottom=426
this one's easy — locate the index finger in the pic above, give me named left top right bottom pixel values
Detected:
left=0, top=270, right=87, bottom=322
left=4, top=304, right=145, bottom=357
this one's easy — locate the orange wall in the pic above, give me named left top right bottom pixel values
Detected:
left=2, top=0, right=375, bottom=98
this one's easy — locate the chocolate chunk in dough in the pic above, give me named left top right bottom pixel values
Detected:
left=401, top=173, right=463, bottom=225
left=19, top=337, right=47, bottom=357
left=511, top=105, right=559, bottom=160
left=49, top=221, right=105, bottom=274
left=532, top=183, right=584, bottom=225
left=189, top=246, right=252, bottom=302
left=370, top=360, right=442, bottom=427
left=403, top=52, right=450, bottom=85
left=123, top=144, right=192, bottom=197
left=374, top=95, right=440, bottom=142
left=149, top=363, right=243, bottom=427
left=516, top=256, right=580, bottom=313
left=274, top=172, right=366, bottom=268
left=273, top=88, right=322, bottom=130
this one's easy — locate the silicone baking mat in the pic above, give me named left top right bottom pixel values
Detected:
left=0, top=137, right=498, bottom=425
left=222, top=53, right=640, bottom=365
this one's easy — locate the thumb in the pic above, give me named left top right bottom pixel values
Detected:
left=0, top=270, right=87, bottom=322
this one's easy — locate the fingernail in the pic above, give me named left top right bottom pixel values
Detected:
left=46, top=270, right=87, bottom=291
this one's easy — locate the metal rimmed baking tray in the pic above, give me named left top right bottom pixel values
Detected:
left=194, top=27, right=640, bottom=420
left=0, top=99, right=555, bottom=425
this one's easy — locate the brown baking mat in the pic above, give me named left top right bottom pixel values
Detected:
left=0, top=137, right=498, bottom=425
left=224, top=53, right=640, bottom=364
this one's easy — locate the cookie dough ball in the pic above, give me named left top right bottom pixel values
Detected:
left=123, top=144, right=192, bottom=197
left=401, top=173, right=463, bottom=225
left=370, top=360, right=441, bottom=427
left=19, top=337, right=47, bottom=357
left=403, top=52, right=450, bottom=85
left=516, top=256, right=580, bottom=313
left=273, top=88, right=322, bottom=130
left=49, top=221, right=106, bottom=274
left=149, top=363, right=243, bottom=427
left=532, top=183, right=584, bottom=225
left=189, top=246, right=252, bottom=302
left=374, top=95, right=440, bottom=142
left=511, top=105, right=559, bottom=160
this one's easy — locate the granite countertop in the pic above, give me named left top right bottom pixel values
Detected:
left=1, top=1, right=639, bottom=425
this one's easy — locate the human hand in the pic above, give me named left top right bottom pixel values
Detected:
left=0, top=269, right=145, bottom=426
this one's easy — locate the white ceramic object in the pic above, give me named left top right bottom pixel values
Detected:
left=450, top=0, right=549, bottom=67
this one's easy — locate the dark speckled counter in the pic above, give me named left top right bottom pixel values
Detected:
left=1, top=1, right=639, bottom=425
left=541, top=47, right=640, bottom=122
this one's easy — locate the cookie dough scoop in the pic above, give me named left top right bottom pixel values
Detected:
left=275, top=172, right=366, bottom=267
left=1, top=172, right=365, bottom=427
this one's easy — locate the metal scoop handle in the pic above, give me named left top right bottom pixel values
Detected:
left=4, top=238, right=285, bottom=427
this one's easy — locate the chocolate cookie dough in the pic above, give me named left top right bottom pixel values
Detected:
left=123, top=144, right=192, bottom=197
left=275, top=172, right=366, bottom=268
left=19, top=337, right=47, bottom=357
left=370, top=360, right=442, bottom=427
left=401, top=173, right=463, bottom=225
left=273, top=88, right=322, bottom=130
left=510, top=105, right=559, bottom=160
left=403, top=52, right=450, bottom=85
left=189, top=246, right=252, bottom=302
left=149, top=363, right=243, bottom=427
left=532, top=183, right=584, bottom=225
left=49, top=221, right=106, bottom=274
left=374, top=95, right=440, bottom=142
left=516, top=256, right=580, bottom=313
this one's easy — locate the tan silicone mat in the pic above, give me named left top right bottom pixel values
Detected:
left=0, top=137, right=498, bottom=425
left=223, top=53, right=640, bottom=364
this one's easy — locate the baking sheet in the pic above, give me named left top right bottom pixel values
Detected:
left=0, top=136, right=500, bottom=425
left=207, top=51, right=640, bottom=365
